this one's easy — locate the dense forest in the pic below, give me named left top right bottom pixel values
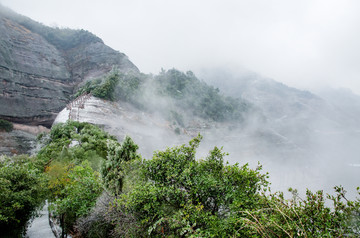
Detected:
left=1, top=120, right=359, bottom=237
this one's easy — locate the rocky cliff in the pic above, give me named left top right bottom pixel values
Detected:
left=0, top=5, right=138, bottom=127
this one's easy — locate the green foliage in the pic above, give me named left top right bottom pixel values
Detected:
left=115, top=72, right=146, bottom=104
left=92, top=72, right=120, bottom=101
left=75, top=71, right=119, bottom=101
left=48, top=161, right=102, bottom=235
left=242, top=187, right=360, bottom=237
left=75, top=69, right=253, bottom=123
left=101, top=136, right=141, bottom=196
left=0, top=155, right=47, bottom=237
left=98, top=135, right=360, bottom=237
left=37, top=120, right=117, bottom=167
left=154, top=69, right=252, bottom=122
left=0, top=119, right=13, bottom=132
left=119, top=134, right=269, bottom=236
left=35, top=121, right=120, bottom=236
left=75, top=78, right=103, bottom=98
left=75, top=71, right=146, bottom=104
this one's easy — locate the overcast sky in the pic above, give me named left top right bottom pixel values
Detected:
left=1, top=0, right=360, bottom=93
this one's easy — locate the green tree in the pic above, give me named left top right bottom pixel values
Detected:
left=47, top=161, right=102, bottom=237
left=119, top=134, right=268, bottom=237
left=37, top=120, right=116, bottom=168
left=0, top=155, right=47, bottom=237
left=37, top=121, right=118, bottom=237
left=101, top=136, right=141, bottom=196
left=75, top=70, right=121, bottom=101
left=92, top=71, right=120, bottom=101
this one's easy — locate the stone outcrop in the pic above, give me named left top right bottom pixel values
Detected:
left=0, top=5, right=138, bottom=127
left=0, top=130, right=36, bottom=156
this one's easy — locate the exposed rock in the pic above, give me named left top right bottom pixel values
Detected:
left=0, top=5, right=138, bottom=127
left=0, top=129, right=36, bottom=156
left=13, top=123, right=49, bottom=135
left=0, top=123, right=48, bottom=156
left=54, top=96, right=189, bottom=158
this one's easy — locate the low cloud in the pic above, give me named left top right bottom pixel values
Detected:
left=1, top=0, right=360, bottom=93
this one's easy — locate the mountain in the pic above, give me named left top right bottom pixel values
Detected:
left=197, top=68, right=360, bottom=196
left=0, top=6, right=359, bottom=198
left=199, top=68, right=360, bottom=143
left=0, top=4, right=138, bottom=127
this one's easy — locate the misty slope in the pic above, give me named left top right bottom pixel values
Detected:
left=196, top=68, right=360, bottom=197
left=52, top=69, right=360, bottom=199
left=318, top=87, right=360, bottom=124
left=199, top=68, right=360, bottom=144
left=0, top=4, right=138, bottom=127
left=0, top=5, right=358, bottom=199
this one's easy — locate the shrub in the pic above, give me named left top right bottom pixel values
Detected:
left=37, top=120, right=117, bottom=167
left=0, top=155, right=47, bottom=237
left=0, top=119, right=13, bottom=132
left=242, top=187, right=360, bottom=237
left=47, top=161, right=102, bottom=236
left=75, top=71, right=120, bottom=101
left=119, top=135, right=269, bottom=236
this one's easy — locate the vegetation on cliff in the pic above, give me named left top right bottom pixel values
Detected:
left=76, top=68, right=256, bottom=124
left=0, top=119, right=13, bottom=132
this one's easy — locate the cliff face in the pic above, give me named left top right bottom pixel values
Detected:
left=0, top=5, right=138, bottom=127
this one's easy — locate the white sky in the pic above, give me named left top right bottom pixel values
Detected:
left=1, top=0, right=360, bottom=93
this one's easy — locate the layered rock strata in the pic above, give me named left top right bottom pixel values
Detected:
left=0, top=6, right=138, bottom=127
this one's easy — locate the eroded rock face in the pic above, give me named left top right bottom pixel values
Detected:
left=54, top=96, right=187, bottom=158
left=0, top=130, right=36, bottom=156
left=0, top=6, right=138, bottom=127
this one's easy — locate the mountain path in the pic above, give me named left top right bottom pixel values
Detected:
left=26, top=202, right=55, bottom=238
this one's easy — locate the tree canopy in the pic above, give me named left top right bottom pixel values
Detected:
left=1, top=122, right=359, bottom=237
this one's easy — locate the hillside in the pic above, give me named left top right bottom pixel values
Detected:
left=0, top=6, right=359, bottom=237
left=0, top=4, right=138, bottom=127
left=0, top=1, right=359, bottom=205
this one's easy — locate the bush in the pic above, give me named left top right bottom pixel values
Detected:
left=37, top=120, right=117, bottom=167
left=118, top=135, right=269, bottom=236
left=242, top=187, right=360, bottom=237
left=96, top=135, right=360, bottom=237
left=75, top=71, right=120, bottom=101
left=0, top=119, right=13, bottom=132
left=36, top=121, right=119, bottom=236
left=47, top=161, right=102, bottom=236
left=0, top=155, right=47, bottom=237
left=75, top=192, right=116, bottom=238
left=75, top=71, right=146, bottom=104
left=101, top=136, right=141, bottom=196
